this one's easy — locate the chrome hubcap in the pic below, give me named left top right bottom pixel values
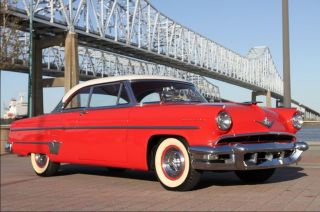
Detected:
left=162, top=147, right=185, bottom=179
left=34, top=154, right=48, bottom=168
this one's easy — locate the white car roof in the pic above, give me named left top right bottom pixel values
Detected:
left=62, top=75, right=188, bottom=102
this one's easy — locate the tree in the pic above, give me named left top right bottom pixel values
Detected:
left=0, top=0, right=23, bottom=70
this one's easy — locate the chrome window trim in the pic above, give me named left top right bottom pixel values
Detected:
left=57, top=80, right=134, bottom=113
left=128, top=79, right=207, bottom=104
left=88, top=82, right=130, bottom=108
left=52, top=79, right=204, bottom=113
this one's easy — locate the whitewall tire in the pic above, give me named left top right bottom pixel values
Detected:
left=154, top=138, right=201, bottom=191
left=30, top=153, right=60, bottom=176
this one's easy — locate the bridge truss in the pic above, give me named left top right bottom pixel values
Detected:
left=1, top=29, right=220, bottom=100
left=1, top=0, right=319, bottom=120
left=4, top=0, right=282, bottom=95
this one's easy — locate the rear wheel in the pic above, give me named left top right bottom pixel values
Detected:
left=30, top=153, right=60, bottom=176
left=154, top=138, right=201, bottom=191
left=235, top=168, right=275, bottom=184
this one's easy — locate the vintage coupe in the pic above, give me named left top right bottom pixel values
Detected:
left=6, top=75, right=308, bottom=191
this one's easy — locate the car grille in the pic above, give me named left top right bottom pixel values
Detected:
left=243, top=150, right=294, bottom=166
left=217, top=133, right=295, bottom=145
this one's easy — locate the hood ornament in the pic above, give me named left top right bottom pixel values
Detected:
left=257, top=117, right=274, bottom=128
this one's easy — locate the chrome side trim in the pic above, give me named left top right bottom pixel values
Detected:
left=189, top=141, right=308, bottom=171
left=11, top=125, right=199, bottom=132
left=13, top=141, right=48, bottom=145
left=10, top=141, right=62, bottom=155
left=48, top=141, right=61, bottom=154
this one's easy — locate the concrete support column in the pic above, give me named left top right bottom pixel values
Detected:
left=42, top=77, right=65, bottom=88
left=64, top=32, right=79, bottom=93
left=251, top=91, right=257, bottom=102
left=266, top=90, right=271, bottom=107
left=31, top=38, right=43, bottom=116
left=282, top=0, right=291, bottom=107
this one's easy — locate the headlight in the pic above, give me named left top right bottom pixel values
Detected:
left=216, top=111, right=232, bottom=131
left=292, top=112, right=304, bottom=129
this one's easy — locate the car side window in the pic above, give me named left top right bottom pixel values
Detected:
left=64, top=87, right=91, bottom=109
left=118, top=85, right=130, bottom=105
left=141, top=92, right=161, bottom=104
left=89, top=83, right=129, bottom=108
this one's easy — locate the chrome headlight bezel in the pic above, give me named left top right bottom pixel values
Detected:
left=292, top=112, right=304, bottom=129
left=216, top=111, right=232, bottom=131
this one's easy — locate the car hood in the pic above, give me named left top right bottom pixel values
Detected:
left=204, top=102, right=295, bottom=135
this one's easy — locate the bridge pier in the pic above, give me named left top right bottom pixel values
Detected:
left=30, top=35, right=65, bottom=116
left=29, top=32, right=79, bottom=115
left=64, top=32, right=79, bottom=93
left=266, top=90, right=271, bottom=107
left=31, top=37, right=43, bottom=116
left=251, top=91, right=257, bottom=103
left=251, top=90, right=272, bottom=107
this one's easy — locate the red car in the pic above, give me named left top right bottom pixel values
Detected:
left=6, top=75, right=308, bottom=191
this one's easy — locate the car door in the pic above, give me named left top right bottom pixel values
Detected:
left=76, top=82, right=131, bottom=163
left=55, top=86, right=91, bottom=162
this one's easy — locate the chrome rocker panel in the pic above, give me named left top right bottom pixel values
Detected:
left=189, top=142, right=308, bottom=171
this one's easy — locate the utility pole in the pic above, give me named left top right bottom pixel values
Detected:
left=282, top=0, right=291, bottom=107
left=28, top=0, right=33, bottom=117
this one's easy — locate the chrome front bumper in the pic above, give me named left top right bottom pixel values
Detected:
left=189, top=142, right=308, bottom=171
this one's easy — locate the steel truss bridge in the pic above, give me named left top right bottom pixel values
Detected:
left=1, top=0, right=319, bottom=120
left=2, top=30, right=221, bottom=100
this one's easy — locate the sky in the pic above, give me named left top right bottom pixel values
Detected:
left=1, top=0, right=320, bottom=115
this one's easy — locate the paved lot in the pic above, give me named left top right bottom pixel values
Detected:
left=1, top=151, right=320, bottom=211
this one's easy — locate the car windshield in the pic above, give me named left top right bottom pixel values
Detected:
left=131, top=80, right=207, bottom=104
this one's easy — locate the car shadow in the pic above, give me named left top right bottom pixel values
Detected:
left=58, top=164, right=158, bottom=182
left=195, top=166, right=307, bottom=190
left=57, top=164, right=307, bottom=190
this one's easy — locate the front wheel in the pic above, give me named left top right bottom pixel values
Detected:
left=154, top=138, right=201, bottom=191
left=30, top=153, right=60, bottom=176
left=235, top=168, right=275, bottom=184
